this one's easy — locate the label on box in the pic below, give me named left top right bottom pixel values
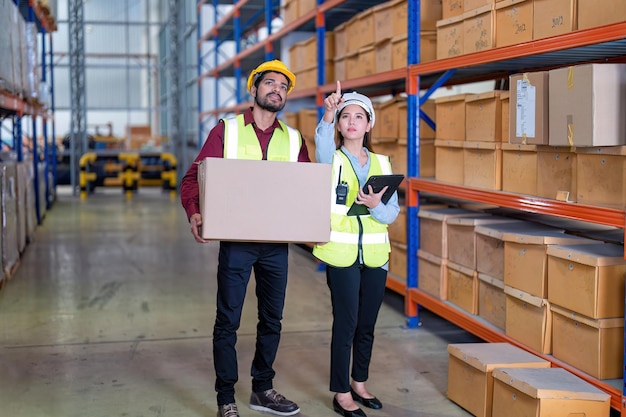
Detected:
left=516, top=79, right=536, bottom=138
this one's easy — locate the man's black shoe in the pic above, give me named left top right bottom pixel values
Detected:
left=249, top=389, right=300, bottom=416
left=350, top=389, right=382, bottom=410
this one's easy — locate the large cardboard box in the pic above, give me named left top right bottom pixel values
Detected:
left=551, top=304, right=624, bottom=380
left=198, top=158, right=331, bottom=242
left=435, top=94, right=469, bottom=140
left=435, top=140, right=465, bottom=184
left=492, top=367, right=611, bottom=416
left=465, top=91, right=503, bottom=142
left=503, top=229, right=595, bottom=298
left=549, top=64, right=626, bottom=147
left=533, top=0, right=577, bottom=40
left=547, top=242, right=626, bottom=319
left=333, top=22, right=347, bottom=57
left=495, top=0, right=533, bottom=47
left=463, top=142, right=502, bottom=190
left=578, top=0, right=626, bottom=30
left=536, top=145, right=577, bottom=201
left=509, top=71, right=549, bottom=145
left=436, top=14, right=464, bottom=59
left=501, top=143, right=537, bottom=195
left=505, top=286, right=552, bottom=353
left=447, top=343, right=550, bottom=417
left=463, top=5, right=495, bottom=54
left=575, top=145, right=626, bottom=208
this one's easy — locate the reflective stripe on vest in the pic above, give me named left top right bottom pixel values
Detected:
left=223, top=115, right=301, bottom=161
left=312, top=151, right=392, bottom=268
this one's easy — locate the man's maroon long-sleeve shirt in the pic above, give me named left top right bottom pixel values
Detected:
left=180, top=108, right=311, bottom=220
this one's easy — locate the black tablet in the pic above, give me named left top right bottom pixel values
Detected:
left=346, top=174, right=404, bottom=216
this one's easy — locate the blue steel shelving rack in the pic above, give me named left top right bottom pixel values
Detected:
left=404, top=7, right=626, bottom=414
left=1, top=0, right=56, bottom=225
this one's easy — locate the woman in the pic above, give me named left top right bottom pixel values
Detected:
left=313, top=82, right=400, bottom=417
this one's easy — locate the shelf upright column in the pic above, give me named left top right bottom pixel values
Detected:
left=405, top=0, right=421, bottom=329
left=41, top=28, right=51, bottom=208
left=48, top=32, right=57, bottom=189
left=264, top=0, right=274, bottom=61
left=234, top=3, right=242, bottom=104
left=315, top=0, right=325, bottom=121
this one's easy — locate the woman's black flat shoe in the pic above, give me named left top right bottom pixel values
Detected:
left=350, top=389, right=383, bottom=410
left=333, top=396, right=367, bottom=417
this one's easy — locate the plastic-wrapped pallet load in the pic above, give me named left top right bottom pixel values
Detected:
left=1, top=160, right=19, bottom=279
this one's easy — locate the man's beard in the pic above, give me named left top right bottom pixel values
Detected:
left=255, top=93, right=285, bottom=113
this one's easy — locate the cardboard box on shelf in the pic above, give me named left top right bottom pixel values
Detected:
left=418, top=206, right=485, bottom=259
left=388, top=205, right=406, bottom=244
left=297, top=108, right=317, bottom=142
left=435, top=139, right=465, bottom=184
left=418, top=249, right=446, bottom=299
left=298, top=0, right=316, bottom=17
left=465, top=91, right=503, bottom=142
left=491, top=367, right=611, bottom=416
left=505, top=285, right=552, bottom=353
left=463, top=141, right=502, bottom=191
left=435, top=94, right=469, bottom=140
left=373, top=1, right=394, bottom=43
left=436, top=14, right=464, bottom=59
left=463, top=4, right=495, bottom=54
left=283, top=0, right=298, bottom=26
left=447, top=343, right=550, bottom=417
left=500, top=91, right=509, bottom=143
left=474, top=220, right=531, bottom=281
left=446, top=261, right=478, bottom=314
left=442, top=0, right=464, bottom=19
left=501, top=143, right=537, bottom=195
left=536, top=145, right=577, bottom=201
left=374, top=38, right=392, bottom=73
left=533, top=0, right=577, bottom=40
left=551, top=304, right=624, bottom=380
left=389, top=241, right=407, bottom=280
left=477, top=272, right=505, bottom=330
left=509, top=71, right=549, bottom=145
left=578, top=0, right=626, bottom=30
left=503, top=231, right=598, bottom=298
left=334, top=22, right=347, bottom=57
left=333, top=55, right=346, bottom=81
left=495, top=0, right=533, bottom=47
left=549, top=63, right=626, bottom=147
left=464, top=0, right=495, bottom=12
left=575, top=145, right=626, bottom=208
left=447, top=214, right=516, bottom=270
left=547, top=242, right=626, bottom=319
left=197, top=158, right=331, bottom=243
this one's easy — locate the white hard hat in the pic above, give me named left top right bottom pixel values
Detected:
left=336, top=91, right=376, bottom=127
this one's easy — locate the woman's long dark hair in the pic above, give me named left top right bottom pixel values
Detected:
left=335, top=107, right=374, bottom=152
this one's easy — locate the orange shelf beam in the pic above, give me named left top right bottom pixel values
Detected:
left=410, top=178, right=626, bottom=229
left=410, top=22, right=626, bottom=78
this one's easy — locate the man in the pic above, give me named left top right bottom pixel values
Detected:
left=180, top=60, right=309, bottom=417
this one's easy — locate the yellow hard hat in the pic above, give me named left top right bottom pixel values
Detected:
left=247, top=60, right=296, bottom=94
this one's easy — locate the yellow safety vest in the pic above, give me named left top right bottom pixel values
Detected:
left=313, top=150, right=392, bottom=268
left=222, top=114, right=301, bottom=161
